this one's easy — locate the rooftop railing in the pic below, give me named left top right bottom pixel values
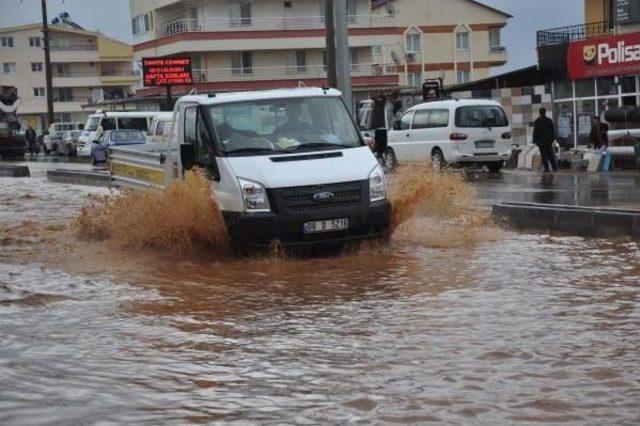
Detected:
left=536, top=21, right=615, bottom=47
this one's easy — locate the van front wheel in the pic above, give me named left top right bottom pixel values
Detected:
left=382, top=148, right=397, bottom=172
left=431, top=149, right=445, bottom=171
left=486, top=161, right=503, bottom=173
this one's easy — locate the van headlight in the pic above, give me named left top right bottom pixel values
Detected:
left=369, top=165, right=386, bottom=202
left=238, top=177, right=271, bottom=213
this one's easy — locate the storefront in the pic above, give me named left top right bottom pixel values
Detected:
left=539, top=28, right=640, bottom=148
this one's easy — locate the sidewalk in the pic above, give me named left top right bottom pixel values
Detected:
left=470, top=170, right=640, bottom=211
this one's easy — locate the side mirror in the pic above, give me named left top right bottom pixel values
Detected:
left=374, top=128, right=388, bottom=154
left=180, top=143, right=196, bottom=170
left=92, top=140, right=100, bottom=144
left=392, top=120, right=401, bottom=131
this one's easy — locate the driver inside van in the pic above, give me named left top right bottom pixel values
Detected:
left=274, top=103, right=315, bottom=137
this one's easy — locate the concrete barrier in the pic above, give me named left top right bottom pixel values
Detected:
left=47, top=169, right=110, bottom=187
left=493, top=202, right=640, bottom=238
left=0, top=164, right=30, bottom=177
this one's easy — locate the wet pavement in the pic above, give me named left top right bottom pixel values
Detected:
left=1, top=160, right=640, bottom=424
left=472, top=170, right=640, bottom=210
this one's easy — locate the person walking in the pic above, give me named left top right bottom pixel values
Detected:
left=533, top=108, right=559, bottom=173
left=25, top=124, right=37, bottom=156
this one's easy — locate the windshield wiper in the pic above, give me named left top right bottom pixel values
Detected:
left=225, top=147, right=276, bottom=156
left=281, top=142, right=348, bottom=152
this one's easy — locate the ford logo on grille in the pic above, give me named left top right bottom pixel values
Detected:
left=313, top=191, right=335, bottom=203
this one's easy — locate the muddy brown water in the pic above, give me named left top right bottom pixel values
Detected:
left=1, top=172, right=640, bottom=424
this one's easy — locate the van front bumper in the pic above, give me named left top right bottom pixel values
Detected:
left=223, top=200, right=391, bottom=248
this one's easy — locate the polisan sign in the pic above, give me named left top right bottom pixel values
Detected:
left=568, top=32, right=640, bottom=79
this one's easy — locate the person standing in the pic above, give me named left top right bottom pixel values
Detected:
left=533, top=108, right=559, bottom=173
left=25, top=124, right=37, bottom=156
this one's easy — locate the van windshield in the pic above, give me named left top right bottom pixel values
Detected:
left=206, top=96, right=362, bottom=156
left=85, top=116, right=101, bottom=132
left=455, top=105, right=509, bottom=128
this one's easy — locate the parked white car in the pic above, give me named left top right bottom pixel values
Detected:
left=43, top=122, right=83, bottom=154
left=387, top=99, right=513, bottom=172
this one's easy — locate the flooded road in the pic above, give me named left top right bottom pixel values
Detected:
left=1, top=170, right=640, bottom=424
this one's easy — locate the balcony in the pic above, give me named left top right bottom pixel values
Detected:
left=191, top=63, right=397, bottom=82
left=50, top=44, right=98, bottom=51
left=536, top=21, right=615, bottom=47
left=159, top=14, right=393, bottom=37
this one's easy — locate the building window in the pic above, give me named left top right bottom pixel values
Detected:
left=456, top=29, right=470, bottom=50
left=230, top=1, right=251, bottom=27
left=2, top=63, right=16, bottom=75
left=407, top=72, right=422, bottom=87
left=295, top=50, right=307, bottom=73
left=0, top=37, right=14, bottom=48
left=456, top=70, right=470, bottom=84
left=350, top=48, right=359, bottom=71
left=33, top=87, right=45, bottom=97
left=231, top=51, right=252, bottom=74
left=372, top=45, right=382, bottom=56
left=132, top=13, right=153, bottom=35
left=489, top=29, right=503, bottom=51
left=29, top=36, right=41, bottom=47
left=56, top=88, right=73, bottom=102
left=31, top=62, right=43, bottom=72
left=405, top=29, right=421, bottom=54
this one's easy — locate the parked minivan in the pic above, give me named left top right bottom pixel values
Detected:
left=43, top=122, right=83, bottom=154
left=109, top=88, right=391, bottom=249
left=387, top=99, right=513, bottom=172
left=77, top=111, right=159, bottom=157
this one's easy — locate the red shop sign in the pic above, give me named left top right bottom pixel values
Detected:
left=142, top=57, right=193, bottom=87
left=568, top=32, right=640, bottom=79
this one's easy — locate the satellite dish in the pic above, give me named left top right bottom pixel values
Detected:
left=390, top=50, right=401, bottom=65
left=384, top=2, right=397, bottom=16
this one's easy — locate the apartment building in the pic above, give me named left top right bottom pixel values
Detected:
left=129, top=0, right=510, bottom=105
left=0, top=24, right=138, bottom=130
left=371, top=0, right=509, bottom=86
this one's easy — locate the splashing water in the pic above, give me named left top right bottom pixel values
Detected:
left=74, top=170, right=228, bottom=252
left=387, top=164, right=502, bottom=247
left=72, top=164, right=499, bottom=254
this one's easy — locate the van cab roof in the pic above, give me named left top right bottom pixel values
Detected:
left=409, top=98, right=503, bottom=111
left=177, top=87, right=343, bottom=106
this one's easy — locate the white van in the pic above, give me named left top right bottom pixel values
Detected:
left=110, top=88, right=391, bottom=249
left=387, top=99, right=513, bottom=172
left=77, top=111, right=159, bottom=157
left=44, top=122, right=83, bottom=154
left=147, top=112, right=173, bottom=144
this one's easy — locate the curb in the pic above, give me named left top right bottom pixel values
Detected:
left=0, top=164, right=30, bottom=178
left=46, top=169, right=110, bottom=187
left=493, top=202, right=640, bottom=238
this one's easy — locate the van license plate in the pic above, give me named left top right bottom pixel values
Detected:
left=303, top=218, right=349, bottom=234
left=475, top=140, right=495, bottom=149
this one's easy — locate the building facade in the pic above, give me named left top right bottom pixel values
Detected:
left=129, top=0, right=509, bottom=106
left=0, top=24, right=137, bottom=131
left=537, top=0, right=640, bottom=147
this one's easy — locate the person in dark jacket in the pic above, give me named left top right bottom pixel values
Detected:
left=532, top=108, right=559, bottom=173
left=25, top=125, right=37, bottom=156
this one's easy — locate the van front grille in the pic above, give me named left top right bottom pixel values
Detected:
left=273, top=181, right=364, bottom=213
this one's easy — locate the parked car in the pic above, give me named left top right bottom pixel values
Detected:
left=44, top=122, right=83, bottom=155
left=387, top=99, right=513, bottom=172
left=61, top=130, right=82, bottom=156
left=91, top=129, right=147, bottom=165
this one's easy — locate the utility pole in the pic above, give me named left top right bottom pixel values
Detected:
left=41, top=0, right=54, bottom=128
left=334, top=0, right=352, bottom=114
left=324, top=0, right=337, bottom=88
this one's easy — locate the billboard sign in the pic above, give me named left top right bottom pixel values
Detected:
left=567, top=31, right=640, bottom=79
left=142, top=57, right=193, bottom=87
left=616, top=0, right=640, bottom=25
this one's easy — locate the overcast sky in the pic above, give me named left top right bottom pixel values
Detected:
left=1, top=0, right=584, bottom=75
